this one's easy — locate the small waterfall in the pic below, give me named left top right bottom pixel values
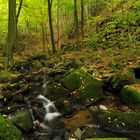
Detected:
left=36, top=95, right=61, bottom=129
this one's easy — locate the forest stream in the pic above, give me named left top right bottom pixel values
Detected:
left=0, top=0, right=140, bottom=139
left=0, top=54, right=140, bottom=140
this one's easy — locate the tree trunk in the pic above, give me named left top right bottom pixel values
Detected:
left=16, top=0, right=23, bottom=55
left=74, top=0, right=79, bottom=47
left=47, top=0, right=56, bottom=54
left=81, top=0, right=84, bottom=41
left=41, top=22, right=46, bottom=52
left=56, top=0, right=60, bottom=49
left=7, top=0, right=16, bottom=68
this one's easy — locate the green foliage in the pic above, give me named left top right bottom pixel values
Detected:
left=0, top=115, right=22, bottom=140
left=84, top=0, right=140, bottom=49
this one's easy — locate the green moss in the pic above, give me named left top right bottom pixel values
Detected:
left=46, top=82, right=69, bottom=100
left=0, top=115, right=22, bottom=140
left=121, top=85, right=140, bottom=108
left=110, top=69, right=135, bottom=90
left=62, top=69, right=103, bottom=105
left=96, top=110, right=140, bottom=131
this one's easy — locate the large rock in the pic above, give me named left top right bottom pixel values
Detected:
left=45, top=82, right=69, bottom=100
left=121, top=84, right=140, bottom=109
left=62, top=69, right=103, bottom=105
left=93, top=109, right=140, bottom=135
left=9, top=109, right=33, bottom=131
left=0, top=115, right=22, bottom=140
left=107, top=69, right=135, bottom=91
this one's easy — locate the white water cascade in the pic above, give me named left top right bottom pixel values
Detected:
left=36, top=95, right=62, bottom=130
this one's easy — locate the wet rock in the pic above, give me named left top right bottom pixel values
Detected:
left=107, top=69, right=135, bottom=91
left=121, top=84, right=140, bottom=109
left=9, top=109, right=33, bottom=131
left=0, top=71, right=16, bottom=83
left=45, top=82, right=69, bottom=100
left=93, top=109, right=140, bottom=135
left=62, top=69, right=103, bottom=105
left=0, top=115, right=22, bottom=140
left=55, top=98, right=76, bottom=116
left=32, top=104, right=46, bottom=121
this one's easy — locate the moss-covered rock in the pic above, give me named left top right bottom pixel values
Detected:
left=62, top=69, right=103, bottom=105
left=121, top=84, right=140, bottom=108
left=108, top=68, right=135, bottom=91
left=0, top=115, right=22, bottom=140
left=9, top=109, right=33, bottom=131
left=45, top=82, right=69, bottom=100
left=93, top=109, right=140, bottom=133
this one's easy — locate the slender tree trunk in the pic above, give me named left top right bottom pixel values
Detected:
left=56, top=0, right=60, bottom=49
left=74, top=0, right=79, bottom=47
left=47, top=0, right=56, bottom=54
left=16, top=0, right=23, bottom=55
left=7, top=0, right=16, bottom=68
left=41, top=22, right=46, bottom=52
left=16, top=0, right=23, bottom=24
left=81, top=0, right=84, bottom=41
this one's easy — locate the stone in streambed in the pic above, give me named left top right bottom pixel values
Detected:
left=62, top=69, right=103, bottom=105
left=93, top=109, right=140, bottom=134
left=9, top=109, right=33, bottom=131
left=121, top=84, right=140, bottom=109
left=45, top=82, right=69, bottom=100
left=0, top=115, right=22, bottom=140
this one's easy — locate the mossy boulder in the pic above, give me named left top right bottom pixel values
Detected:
left=45, top=82, right=69, bottom=100
left=121, top=84, right=140, bottom=108
left=0, top=71, right=17, bottom=83
left=93, top=109, right=140, bottom=133
left=62, top=69, right=103, bottom=105
left=0, top=115, right=22, bottom=140
left=9, top=109, right=33, bottom=131
left=108, top=69, right=135, bottom=91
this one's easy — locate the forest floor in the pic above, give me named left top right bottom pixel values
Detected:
left=11, top=44, right=140, bottom=79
